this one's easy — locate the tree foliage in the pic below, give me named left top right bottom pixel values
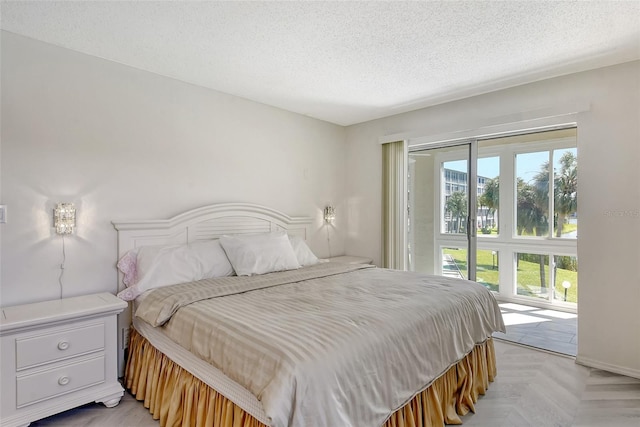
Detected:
left=445, top=191, right=467, bottom=233
left=554, top=151, right=577, bottom=237
left=479, top=177, right=499, bottom=229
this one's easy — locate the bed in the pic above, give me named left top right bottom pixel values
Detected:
left=112, top=203, right=505, bottom=427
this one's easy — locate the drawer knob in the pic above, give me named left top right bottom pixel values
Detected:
left=57, top=341, right=70, bottom=350
left=58, top=376, right=70, bottom=386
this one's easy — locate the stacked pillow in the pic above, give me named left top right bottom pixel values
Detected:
left=288, top=235, right=320, bottom=267
left=219, top=231, right=300, bottom=276
left=117, top=232, right=319, bottom=301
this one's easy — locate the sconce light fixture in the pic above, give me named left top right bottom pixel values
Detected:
left=324, top=205, right=336, bottom=224
left=54, top=203, right=76, bottom=235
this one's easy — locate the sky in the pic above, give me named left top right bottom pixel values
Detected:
left=445, top=147, right=576, bottom=183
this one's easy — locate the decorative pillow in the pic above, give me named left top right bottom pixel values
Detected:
left=219, top=231, right=300, bottom=276
left=117, top=240, right=234, bottom=301
left=117, top=286, right=142, bottom=302
left=116, top=248, right=139, bottom=287
left=289, top=235, right=319, bottom=266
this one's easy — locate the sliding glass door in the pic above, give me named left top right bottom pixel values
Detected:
left=407, top=128, right=577, bottom=311
left=408, top=141, right=478, bottom=280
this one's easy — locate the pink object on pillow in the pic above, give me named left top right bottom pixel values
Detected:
left=117, top=286, right=141, bottom=302
left=117, top=249, right=139, bottom=287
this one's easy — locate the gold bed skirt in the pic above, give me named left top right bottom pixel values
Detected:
left=125, top=327, right=497, bottom=427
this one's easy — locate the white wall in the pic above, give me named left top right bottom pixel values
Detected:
left=0, top=31, right=346, bottom=306
left=345, top=61, right=640, bottom=378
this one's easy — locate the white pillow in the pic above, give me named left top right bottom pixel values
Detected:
left=187, top=240, right=235, bottom=278
left=289, top=235, right=319, bottom=266
left=117, top=240, right=234, bottom=301
left=219, top=231, right=300, bottom=276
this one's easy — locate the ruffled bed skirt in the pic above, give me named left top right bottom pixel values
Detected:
left=125, top=327, right=496, bottom=427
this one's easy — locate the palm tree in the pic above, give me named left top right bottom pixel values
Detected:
left=554, top=151, right=577, bottom=237
left=445, top=191, right=467, bottom=233
left=517, top=177, right=549, bottom=290
left=479, top=177, right=499, bottom=230
left=532, top=163, right=550, bottom=222
left=531, top=153, right=578, bottom=237
left=517, top=178, right=548, bottom=236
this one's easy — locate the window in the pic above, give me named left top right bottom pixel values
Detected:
left=515, top=148, right=578, bottom=239
left=516, top=252, right=550, bottom=299
left=408, top=127, right=577, bottom=310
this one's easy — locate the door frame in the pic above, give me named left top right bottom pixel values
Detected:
left=409, top=139, right=478, bottom=281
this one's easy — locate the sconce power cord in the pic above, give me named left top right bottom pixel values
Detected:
left=58, top=235, right=66, bottom=299
left=326, top=224, right=332, bottom=258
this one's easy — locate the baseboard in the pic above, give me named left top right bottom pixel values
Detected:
left=494, top=337, right=575, bottom=360
left=575, top=356, right=640, bottom=379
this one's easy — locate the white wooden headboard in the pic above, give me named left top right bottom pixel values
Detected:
left=111, top=202, right=313, bottom=375
left=112, top=203, right=313, bottom=291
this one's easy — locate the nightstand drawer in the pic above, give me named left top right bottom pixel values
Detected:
left=16, top=355, right=105, bottom=407
left=16, top=323, right=104, bottom=370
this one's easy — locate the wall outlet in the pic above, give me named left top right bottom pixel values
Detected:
left=0, top=205, right=6, bottom=223
left=122, top=327, right=130, bottom=348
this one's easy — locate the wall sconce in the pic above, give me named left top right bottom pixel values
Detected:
left=324, top=205, right=336, bottom=224
left=54, top=203, right=76, bottom=234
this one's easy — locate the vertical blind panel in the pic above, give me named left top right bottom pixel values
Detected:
left=382, top=141, right=406, bottom=269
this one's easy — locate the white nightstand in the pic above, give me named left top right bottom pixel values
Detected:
left=0, top=293, right=127, bottom=427
left=328, top=255, right=373, bottom=265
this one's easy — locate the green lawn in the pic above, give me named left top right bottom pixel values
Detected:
left=443, top=248, right=577, bottom=302
left=477, top=222, right=576, bottom=237
left=559, top=223, right=577, bottom=235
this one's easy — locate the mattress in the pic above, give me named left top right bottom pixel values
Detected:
left=133, top=262, right=505, bottom=427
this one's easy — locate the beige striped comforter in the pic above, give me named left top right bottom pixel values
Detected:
left=135, top=263, right=505, bottom=427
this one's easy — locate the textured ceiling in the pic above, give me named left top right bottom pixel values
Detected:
left=1, top=1, right=639, bottom=126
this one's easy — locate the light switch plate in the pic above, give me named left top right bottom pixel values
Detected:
left=0, top=205, right=6, bottom=223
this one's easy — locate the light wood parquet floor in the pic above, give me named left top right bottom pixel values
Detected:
left=29, top=341, right=640, bottom=427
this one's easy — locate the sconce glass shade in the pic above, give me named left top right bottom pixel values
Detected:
left=324, top=205, right=336, bottom=223
left=54, top=203, right=76, bottom=234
